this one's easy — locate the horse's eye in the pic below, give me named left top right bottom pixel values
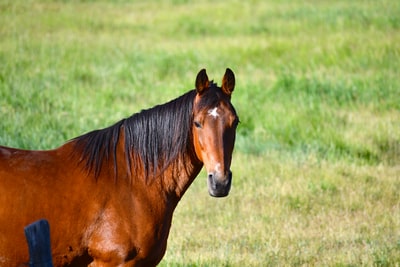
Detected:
left=194, top=121, right=202, bottom=128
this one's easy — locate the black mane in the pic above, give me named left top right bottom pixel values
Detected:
left=74, top=89, right=198, bottom=180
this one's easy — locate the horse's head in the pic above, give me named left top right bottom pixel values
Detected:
left=192, top=68, right=239, bottom=197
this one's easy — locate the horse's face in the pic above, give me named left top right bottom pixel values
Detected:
left=192, top=69, right=238, bottom=197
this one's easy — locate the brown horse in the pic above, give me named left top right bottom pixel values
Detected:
left=0, top=69, right=238, bottom=266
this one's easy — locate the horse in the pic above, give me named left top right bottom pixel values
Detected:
left=0, top=68, right=239, bottom=266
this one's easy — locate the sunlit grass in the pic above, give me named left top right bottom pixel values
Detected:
left=164, top=154, right=399, bottom=266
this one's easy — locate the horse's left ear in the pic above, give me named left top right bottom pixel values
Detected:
left=195, top=69, right=209, bottom=94
left=221, top=68, right=235, bottom=96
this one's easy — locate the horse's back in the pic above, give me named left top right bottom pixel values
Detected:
left=0, top=145, right=65, bottom=208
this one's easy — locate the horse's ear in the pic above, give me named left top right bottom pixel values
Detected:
left=221, top=68, right=235, bottom=96
left=195, top=69, right=209, bottom=94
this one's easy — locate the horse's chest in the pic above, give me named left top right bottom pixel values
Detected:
left=85, top=200, right=174, bottom=265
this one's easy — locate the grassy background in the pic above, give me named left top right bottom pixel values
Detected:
left=1, top=0, right=399, bottom=266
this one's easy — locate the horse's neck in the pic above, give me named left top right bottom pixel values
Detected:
left=100, top=123, right=204, bottom=200
left=164, top=155, right=203, bottom=200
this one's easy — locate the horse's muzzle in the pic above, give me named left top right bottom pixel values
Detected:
left=207, top=171, right=232, bottom=197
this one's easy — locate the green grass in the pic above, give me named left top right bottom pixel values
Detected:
left=1, top=0, right=399, bottom=266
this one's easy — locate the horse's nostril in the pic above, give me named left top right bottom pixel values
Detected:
left=208, top=173, right=214, bottom=180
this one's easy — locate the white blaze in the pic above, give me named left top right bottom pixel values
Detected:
left=208, top=107, right=219, bottom=118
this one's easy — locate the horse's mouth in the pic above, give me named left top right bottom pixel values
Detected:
left=207, top=171, right=232, bottom=197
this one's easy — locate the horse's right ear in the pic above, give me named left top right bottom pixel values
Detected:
left=195, top=69, right=209, bottom=94
left=221, top=68, right=235, bottom=97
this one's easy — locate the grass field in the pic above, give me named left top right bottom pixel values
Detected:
left=1, top=0, right=399, bottom=266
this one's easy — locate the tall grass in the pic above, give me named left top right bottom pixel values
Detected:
left=1, top=0, right=399, bottom=266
